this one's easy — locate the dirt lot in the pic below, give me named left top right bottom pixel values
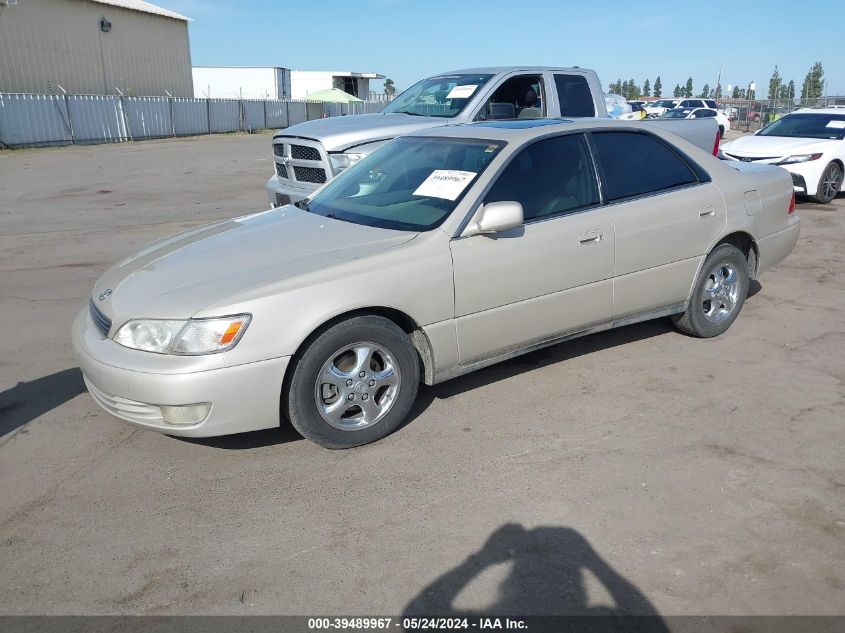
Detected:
left=1, top=134, right=843, bottom=617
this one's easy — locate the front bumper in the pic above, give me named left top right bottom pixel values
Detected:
left=265, top=173, right=319, bottom=208
left=722, top=153, right=825, bottom=196
left=72, top=307, right=290, bottom=437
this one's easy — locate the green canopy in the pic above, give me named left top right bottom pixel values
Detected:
left=305, top=88, right=364, bottom=103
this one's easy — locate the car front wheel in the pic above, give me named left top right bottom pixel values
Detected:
left=810, top=162, right=842, bottom=204
left=672, top=244, right=749, bottom=338
left=284, top=315, right=420, bottom=448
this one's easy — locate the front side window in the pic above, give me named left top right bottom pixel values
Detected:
left=305, top=137, right=505, bottom=231
left=381, top=74, right=494, bottom=118
left=477, top=75, right=545, bottom=121
left=485, top=134, right=599, bottom=221
left=554, top=74, right=596, bottom=117
left=758, top=113, right=845, bottom=140
left=591, top=131, right=698, bottom=202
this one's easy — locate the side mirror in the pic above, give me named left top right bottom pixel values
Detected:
left=465, top=201, right=524, bottom=236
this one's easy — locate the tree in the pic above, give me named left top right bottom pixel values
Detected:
left=621, top=79, right=630, bottom=97
left=767, top=66, right=782, bottom=100
left=643, top=78, right=651, bottom=97
left=786, top=79, right=796, bottom=100
left=684, top=77, right=694, bottom=98
left=714, top=83, right=723, bottom=99
left=731, top=85, right=741, bottom=99
left=653, top=76, right=662, bottom=98
left=699, top=83, right=710, bottom=98
left=673, top=84, right=682, bottom=98
left=800, top=62, right=824, bottom=100
left=383, top=78, right=395, bottom=96
left=625, top=79, right=641, bottom=100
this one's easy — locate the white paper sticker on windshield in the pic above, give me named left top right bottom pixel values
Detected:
left=446, top=85, right=478, bottom=100
left=413, top=170, right=477, bottom=200
left=826, top=120, right=845, bottom=129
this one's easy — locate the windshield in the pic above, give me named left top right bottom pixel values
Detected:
left=381, top=74, right=494, bottom=118
left=651, top=100, right=676, bottom=108
left=660, top=109, right=691, bottom=119
left=758, top=113, right=845, bottom=140
left=305, top=137, right=505, bottom=231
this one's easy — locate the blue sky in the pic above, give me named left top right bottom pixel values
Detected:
left=160, top=0, right=844, bottom=95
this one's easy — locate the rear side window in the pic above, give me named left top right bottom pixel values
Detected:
left=695, top=109, right=716, bottom=118
left=704, top=99, right=718, bottom=108
left=553, top=74, right=595, bottom=117
left=591, top=131, right=698, bottom=201
left=485, top=134, right=600, bottom=221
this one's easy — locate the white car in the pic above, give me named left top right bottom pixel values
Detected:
left=721, top=109, right=845, bottom=204
left=660, top=107, right=731, bottom=138
left=645, top=98, right=719, bottom=119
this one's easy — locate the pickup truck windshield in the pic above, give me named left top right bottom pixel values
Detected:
left=381, top=74, right=494, bottom=118
left=758, top=113, right=845, bottom=140
left=305, top=137, right=505, bottom=231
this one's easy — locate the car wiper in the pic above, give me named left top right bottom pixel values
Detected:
left=395, top=110, right=424, bottom=117
left=294, top=198, right=311, bottom=211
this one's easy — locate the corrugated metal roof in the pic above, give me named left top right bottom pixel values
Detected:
left=87, top=0, right=190, bottom=21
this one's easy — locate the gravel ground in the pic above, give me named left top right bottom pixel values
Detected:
left=0, top=133, right=843, bottom=616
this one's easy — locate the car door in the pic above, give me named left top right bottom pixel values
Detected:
left=450, top=133, right=614, bottom=363
left=588, top=130, right=727, bottom=320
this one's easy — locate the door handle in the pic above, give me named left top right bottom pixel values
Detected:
left=699, top=206, right=716, bottom=218
left=578, top=230, right=602, bottom=245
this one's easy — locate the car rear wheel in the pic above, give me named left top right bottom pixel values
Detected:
left=719, top=125, right=725, bottom=138
left=672, top=244, right=749, bottom=338
left=284, top=316, right=420, bottom=448
left=810, top=162, right=842, bottom=204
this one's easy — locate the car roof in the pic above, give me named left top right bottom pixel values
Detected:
left=410, top=118, right=649, bottom=142
left=790, top=108, right=845, bottom=115
left=435, top=66, right=589, bottom=76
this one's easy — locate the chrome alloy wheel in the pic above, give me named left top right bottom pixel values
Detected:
left=822, top=164, right=841, bottom=202
left=314, top=342, right=401, bottom=430
left=702, top=262, right=740, bottom=323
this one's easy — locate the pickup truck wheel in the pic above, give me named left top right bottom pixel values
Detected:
left=672, top=244, right=749, bottom=338
left=284, top=316, right=419, bottom=449
left=810, top=162, right=841, bottom=204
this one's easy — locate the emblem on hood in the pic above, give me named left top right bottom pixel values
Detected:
left=98, top=288, right=112, bottom=301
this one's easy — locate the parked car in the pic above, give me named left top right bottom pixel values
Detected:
left=721, top=108, right=845, bottom=203
left=624, top=102, right=647, bottom=120
left=645, top=98, right=718, bottom=118
left=660, top=107, right=731, bottom=137
left=265, top=67, right=720, bottom=206
left=75, top=119, right=799, bottom=448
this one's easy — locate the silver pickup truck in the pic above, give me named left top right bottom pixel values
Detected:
left=265, top=66, right=719, bottom=206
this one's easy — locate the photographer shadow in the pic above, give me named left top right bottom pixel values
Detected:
left=404, top=524, right=668, bottom=629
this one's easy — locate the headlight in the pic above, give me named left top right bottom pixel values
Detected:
left=113, top=315, right=251, bottom=355
left=328, top=152, right=365, bottom=175
left=778, top=153, right=823, bottom=165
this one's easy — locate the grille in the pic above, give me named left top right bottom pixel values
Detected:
left=273, top=143, right=285, bottom=157
left=275, top=162, right=288, bottom=179
left=291, top=144, right=321, bottom=161
left=89, top=300, right=112, bottom=337
left=293, top=166, right=327, bottom=184
left=725, top=153, right=780, bottom=162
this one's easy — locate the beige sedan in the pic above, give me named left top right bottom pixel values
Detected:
left=73, top=119, right=800, bottom=448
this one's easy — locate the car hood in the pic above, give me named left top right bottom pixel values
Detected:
left=722, top=135, right=838, bottom=156
left=92, top=208, right=416, bottom=324
left=275, top=113, right=449, bottom=151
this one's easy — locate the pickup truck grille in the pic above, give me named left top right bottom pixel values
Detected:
left=272, top=138, right=329, bottom=187
left=293, top=166, right=327, bottom=183
left=89, top=300, right=112, bottom=337
left=291, top=145, right=321, bottom=161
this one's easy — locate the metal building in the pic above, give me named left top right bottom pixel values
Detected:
left=0, top=0, right=193, bottom=97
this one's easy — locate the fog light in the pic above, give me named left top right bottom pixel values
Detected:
left=160, top=403, right=211, bottom=426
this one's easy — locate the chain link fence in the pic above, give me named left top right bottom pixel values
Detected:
left=0, top=93, right=393, bottom=149
left=721, top=96, right=845, bottom=133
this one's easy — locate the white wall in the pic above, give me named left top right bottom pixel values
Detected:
left=193, top=67, right=285, bottom=100
left=290, top=71, right=337, bottom=100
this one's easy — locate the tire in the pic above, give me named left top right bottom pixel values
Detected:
left=719, top=125, right=725, bottom=139
left=284, top=315, right=420, bottom=449
left=672, top=244, right=750, bottom=338
left=809, top=162, right=842, bottom=204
